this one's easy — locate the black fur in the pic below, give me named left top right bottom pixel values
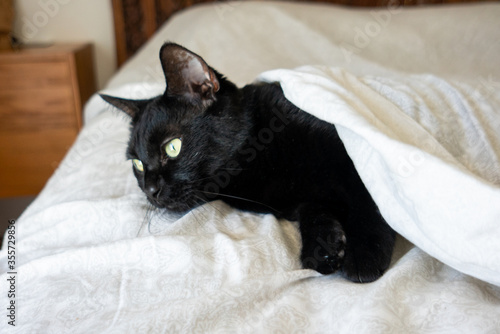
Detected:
left=101, top=43, right=395, bottom=283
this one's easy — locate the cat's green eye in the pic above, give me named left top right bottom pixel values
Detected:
left=165, top=138, right=182, bottom=158
left=132, top=159, right=144, bottom=172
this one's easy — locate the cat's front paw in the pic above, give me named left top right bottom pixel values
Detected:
left=300, top=218, right=347, bottom=275
left=341, top=232, right=395, bottom=283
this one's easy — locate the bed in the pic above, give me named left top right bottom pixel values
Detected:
left=2, top=0, right=500, bottom=332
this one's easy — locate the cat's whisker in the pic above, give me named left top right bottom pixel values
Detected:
left=188, top=195, right=207, bottom=228
left=193, top=194, right=216, bottom=219
left=188, top=207, right=205, bottom=229
left=189, top=176, right=217, bottom=183
left=189, top=170, right=247, bottom=184
left=197, top=196, right=234, bottom=232
left=136, top=218, right=145, bottom=237
left=147, top=205, right=160, bottom=234
left=137, top=202, right=155, bottom=236
left=199, top=190, right=282, bottom=214
left=193, top=194, right=234, bottom=233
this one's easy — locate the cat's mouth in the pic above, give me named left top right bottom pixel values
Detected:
left=146, top=196, right=164, bottom=209
left=143, top=183, right=206, bottom=213
left=146, top=195, right=196, bottom=214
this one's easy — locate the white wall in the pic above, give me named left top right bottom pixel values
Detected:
left=13, top=0, right=116, bottom=89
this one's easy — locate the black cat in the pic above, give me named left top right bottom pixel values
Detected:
left=101, top=43, right=395, bottom=283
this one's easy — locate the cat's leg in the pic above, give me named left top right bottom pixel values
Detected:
left=295, top=204, right=347, bottom=275
left=341, top=200, right=396, bottom=283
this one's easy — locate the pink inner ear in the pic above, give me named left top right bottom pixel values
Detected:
left=184, top=57, right=209, bottom=86
left=161, top=44, right=219, bottom=101
left=183, top=55, right=219, bottom=95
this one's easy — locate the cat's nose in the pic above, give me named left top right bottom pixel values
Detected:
left=145, top=184, right=160, bottom=198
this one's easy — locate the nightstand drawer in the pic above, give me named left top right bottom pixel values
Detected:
left=0, top=61, right=71, bottom=91
left=0, top=87, right=77, bottom=132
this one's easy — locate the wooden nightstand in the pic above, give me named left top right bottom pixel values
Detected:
left=0, top=43, right=96, bottom=197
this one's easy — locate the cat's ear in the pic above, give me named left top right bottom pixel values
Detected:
left=160, top=43, right=220, bottom=106
left=100, top=94, right=142, bottom=118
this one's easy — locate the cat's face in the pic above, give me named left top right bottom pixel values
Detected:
left=101, top=43, right=243, bottom=212
left=126, top=96, right=208, bottom=211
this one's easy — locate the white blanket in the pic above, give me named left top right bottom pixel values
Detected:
left=260, top=66, right=500, bottom=286
left=2, top=1, right=500, bottom=333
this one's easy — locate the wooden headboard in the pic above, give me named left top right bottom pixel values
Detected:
left=111, top=0, right=496, bottom=67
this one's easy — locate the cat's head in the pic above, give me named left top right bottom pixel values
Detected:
left=101, top=43, right=246, bottom=212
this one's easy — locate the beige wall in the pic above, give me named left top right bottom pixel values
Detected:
left=13, top=0, right=116, bottom=89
